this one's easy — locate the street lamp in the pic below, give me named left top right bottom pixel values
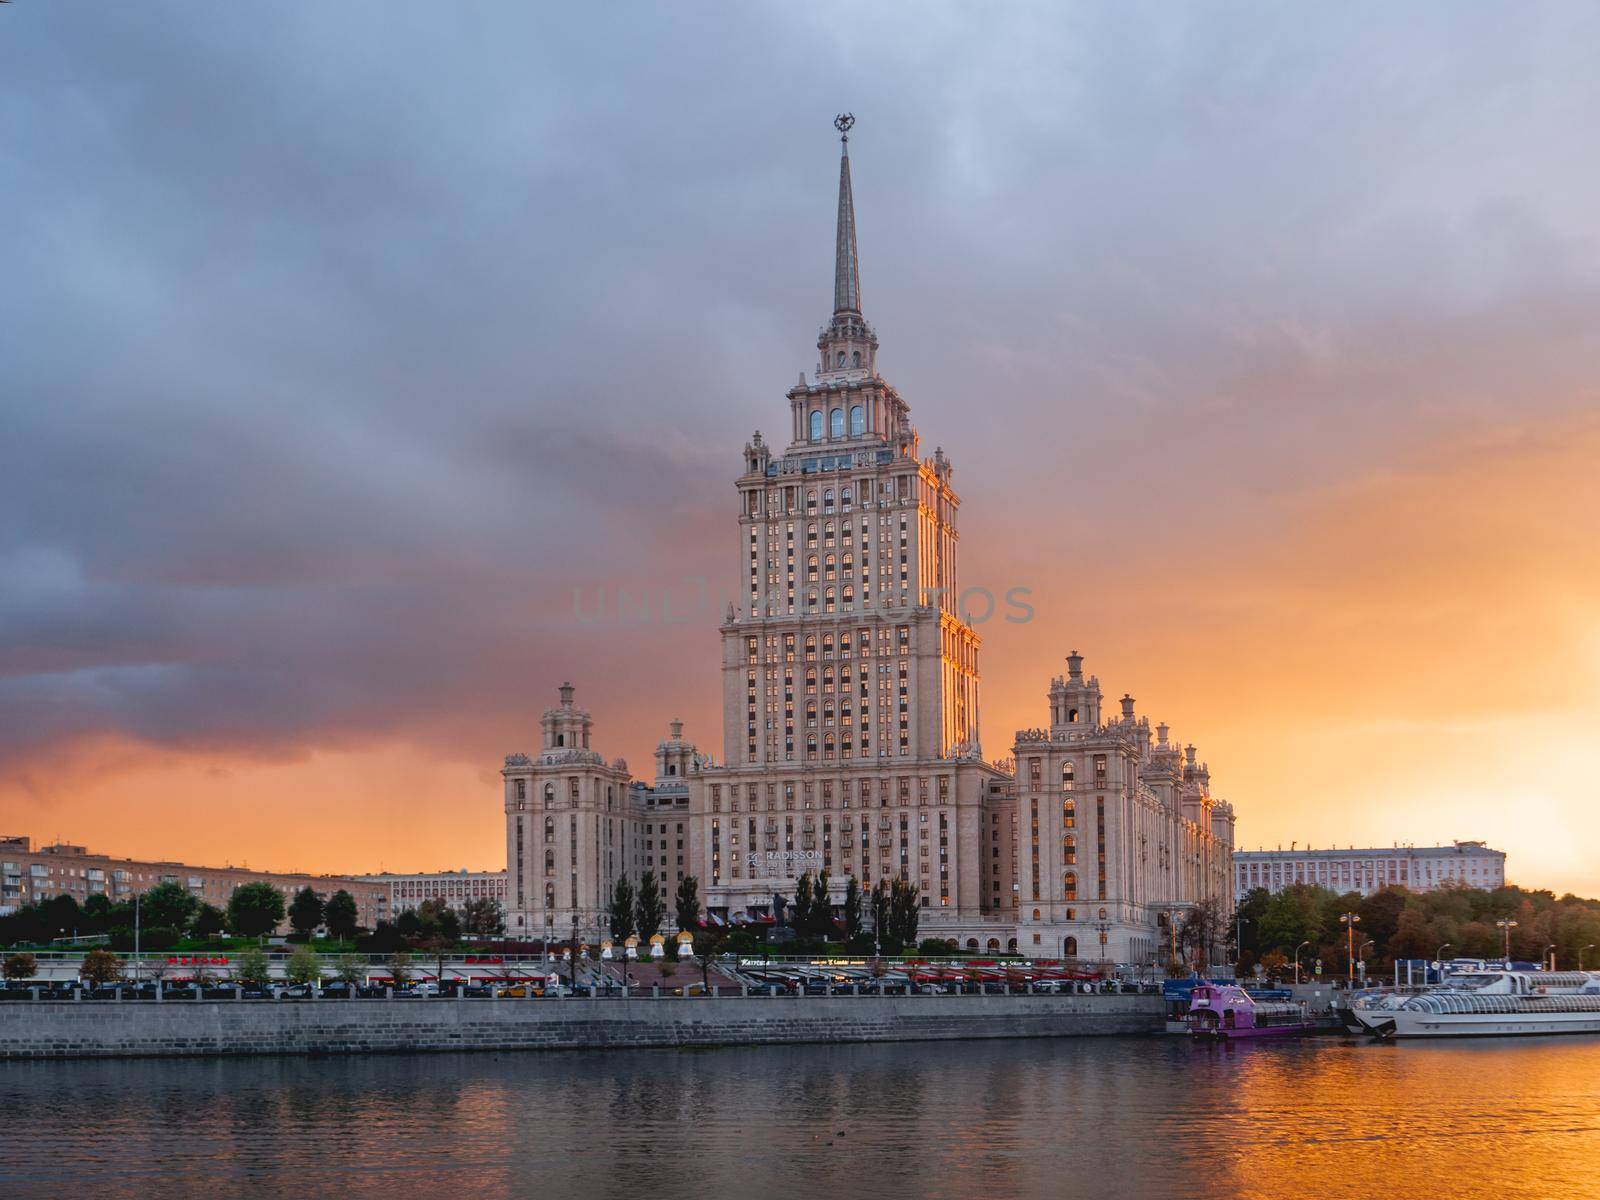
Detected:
left=1234, top=915, right=1251, bottom=967
left=1582, top=944, right=1596, bottom=972
left=1293, top=941, right=1311, bottom=986
left=1544, top=943, right=1557, bottom=972
left=1495, top=918, right=1518, bottom=965
left=1339, top=912, right=1361, bottom=985
left=1356, top=939, right=1375, bottom=984
left=1434, top=943, right=1452, bottom=984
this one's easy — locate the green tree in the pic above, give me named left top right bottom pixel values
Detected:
left=635, top=872, right=665, bottom=941
left=461, top=896, right=506, bottom=937
left=609, top=876, right=636, bottom=941
left=387, top=951, right=413, bottom=987
left=80, top=948, right=122, bottom=986
left=842, top=876, right=863, bottom=942
left=3, top=952, right=37, bottom=982
left=287, top=887, right=326, bottom=938
left=334, top=953, right=366, bottom=985
left=140, top=881, right=200, bottom=933
left=889, top=878, right=921, bottom=948
left=81, top=893, right=116, bottom=933
left=675, top=875, right=701, bottom=934
left=792, top=871, right=815, bottom=935
left=228, top=882, right=286, bottom=939
left=286, top=944, right=323, bottom=985
left=412, top=898, right=461, bottom=944
left=234, top=945, right=271, bottom=988
left=324, top=890, right=360, bottom=940
left=812, top=870, right=834, bottom=940
left=870, top=880, right=891, bottom=950
left=192, top=903, right=227, bottom=938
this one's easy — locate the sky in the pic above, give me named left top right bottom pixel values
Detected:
left=2, top=4, right=1598, bottom=892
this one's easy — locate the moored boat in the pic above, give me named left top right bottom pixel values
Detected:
left=1354, top=970, right=1600, bottom=1039
left=1186, top=983, right=1313, bottom=1040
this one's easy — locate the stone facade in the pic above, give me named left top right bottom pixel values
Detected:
left=1234, top=841, right=1507, bottom=900
left=0, top=993, right=1161, bottom=1060
left=500, top=126, right=1236, bottom=964
left=353, top=869, right=509, bottom=918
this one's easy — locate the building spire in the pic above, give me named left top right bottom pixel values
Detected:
left=833, top=113, right=861, bottom=315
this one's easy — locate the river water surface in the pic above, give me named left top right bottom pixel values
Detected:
left=4, top=1036, right=1598, bottom=1198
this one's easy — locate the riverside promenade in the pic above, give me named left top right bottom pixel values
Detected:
left=0, top=989, right=1162, bottom=1060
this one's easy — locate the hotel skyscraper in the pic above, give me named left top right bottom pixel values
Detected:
left=502, top=123, right=1235, bottom=961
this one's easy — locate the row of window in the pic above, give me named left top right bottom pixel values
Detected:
left=808, top=405, right=866, bottom=441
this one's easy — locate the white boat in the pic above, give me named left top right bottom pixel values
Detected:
left=1353, top=970, right=1600, bottom=1039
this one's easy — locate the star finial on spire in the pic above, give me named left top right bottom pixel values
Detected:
left=834, top=112, right=855, bottom=143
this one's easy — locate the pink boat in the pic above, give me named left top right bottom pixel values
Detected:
left=1186, top=983, right=1313, bottom=1040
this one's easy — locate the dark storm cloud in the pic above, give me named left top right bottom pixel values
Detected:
left=3, top=2, right=1600, bottom=772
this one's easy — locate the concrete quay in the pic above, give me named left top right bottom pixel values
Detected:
left=0, top=991, right=1161, bottom=1060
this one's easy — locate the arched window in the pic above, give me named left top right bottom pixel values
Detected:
left=836, top=351, right=846, bottom=368
left=543, top=785, right=554, bottom=810
left=830, top=409, right=844, bottom=438
left=807, top=735, right=818, bottom=759
left=822, top=634, right=833, bottom=654
left=1032, top=908, right=1041, bottom=921
left=822, top=666, right=834, bottom=689
left=986, top=938, right=1000, bottom=951
left=1062, top=762, right=1074, bottom=786
left=851, top=406, right=865, bottom=436
left=1064, top=836, right=1076, bottom=865
left=966, top=938, right=979, bottom=950
left=1068, top=708, right=1079, bottom=723
left=851, top=351, right=861, bottom=368
left=805, top=635, right=816, bottom=658
left=1064, top=936, right=1078, bottom=957
left=824, top=587, right=835, bottom=612
left=806, top=556, right=819, bottom=583
left=841, top=486, right=852, bottom=506
left=544, top=817, right=554, bottom=840
left=1007, top=938, right=1018, bottom=953
left=805, top=701, right=817, bottom=722
left=824, top=734, right=835, bottom=759
left=1064, top=872, right=1078, bottom=901
left=544, top=850, right=555, bottom=874
left=809, top=411, right=823, bottom=441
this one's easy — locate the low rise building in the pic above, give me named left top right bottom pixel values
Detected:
left=353, top=869, right=508, bottom=918
left=0, top=835, right=390, bottom=930
left=1233, top=841, right=1506, bottom=899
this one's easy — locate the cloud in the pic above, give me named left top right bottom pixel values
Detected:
left=2, top=3, right=1599, bottom=888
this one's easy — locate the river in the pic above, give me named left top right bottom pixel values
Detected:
left=3, top=1036, right=1597, bottom=1198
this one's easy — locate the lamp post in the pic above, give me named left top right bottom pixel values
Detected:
left=1356, top=939, right=1375, bottom=985
left=1293, top=941, right=1311, bottom=986
left=1234, top=915, right=1251, bottom=967
left=569, top=915, right=579, bottom=993
left=1434, top=943, right=1452, bottom=984
left=1339, top=912, right=1360, bottom=985
left=132, top=892, right=142, bottom=986
left=1495, top=918, right=1518, bottom=965
left=1544, top=943, right=1557, bottom=972
left=1582, top=944, right=1596, bottom=972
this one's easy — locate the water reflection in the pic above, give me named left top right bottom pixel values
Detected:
left=4, top=1038, right=1599, bottom=1198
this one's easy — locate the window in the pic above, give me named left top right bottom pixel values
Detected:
left=851, top=351, right=861, bottom=368
left=809, top=410, right=823, bottom=440
left=1064, top=937, right=1078, bottom=957
left=836, top=351, right=846, bottom=367
left=830, top=408, right=844, bottom=439
left=850, top=405, right=864, bottom=436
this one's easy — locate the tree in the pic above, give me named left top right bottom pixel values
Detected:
left=889, top=879, right=921, bottom=949
left=635, top=872, right=665, bottom=941
left=812, top=870, right=834, bottom=940
left=228, top=882, right=286, bottom=939
left=792, top=871, right=815, bottom=936
left=609, top=876, right=636, bottom=941
left=843, top=877, right=864, bottom=942
left=140, top=881, right=200, bottom=933
left=80, top=948, right=122, bottom=986
left=675, top=875, right=701, bottom=935
left=413, top=898, right=461, bottom=944
left=81, top=893, right=116, bottom=933
left=461, top=896, right=506, bottom=938
left=192, top=903, right=227, bottom=938
left=234, top=946, right=271, bottom=988
left=287, top=887, right=326, bottom=938
left=387, top=951, right=413, bottom=987
left=3, top=952, right=37, bottom=982
left=1258, top=951, right=1289, bottom=982
left=324, top=890, right=360, bottom=940
left=286, top=945, right=323, bottom=985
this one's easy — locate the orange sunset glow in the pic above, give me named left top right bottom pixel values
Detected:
left=4, top=5, right=1599, bottom=900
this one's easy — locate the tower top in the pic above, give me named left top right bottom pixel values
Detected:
left=833, top=115, right=861, bottom=316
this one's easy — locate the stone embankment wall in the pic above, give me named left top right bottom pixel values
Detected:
left=0, top=993, right=1161, bottom=1060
